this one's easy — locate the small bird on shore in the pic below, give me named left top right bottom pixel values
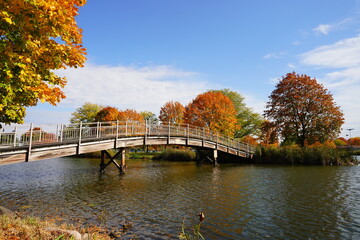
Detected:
left=198, top=212, right=205, bottom=223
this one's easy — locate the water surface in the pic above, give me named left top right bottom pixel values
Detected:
left=0, top=157, right=359, bottom=239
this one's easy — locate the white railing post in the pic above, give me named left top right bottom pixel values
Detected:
left=168, top=121, right=171, bottom=137
left=39, top=128, right=42, bottom=142
left=168, top=121, right=171, bottom=144
left=60, top=124, right=64, bottom=142
left=125, top=121, right=128, bottom=136
left=144, top=120, right=148, bottom=147
left=77, top=122, right=82, bottom=155
left=96, top=122, right=99, bottom=138
left=116, top=120, right=119, bottom=139
left=114, top=120, right=119, bottom=149
left=13, top=126, right=17, bottom=147
left=187, top=124, right=190, bottom=139
left=55, top=124, right=59, bottom=142
left=145, top=119, right=147, bottom=137
left=216, top=133, right=218, bottom=150
left=26, top=123, right=34, bottom=162
left=202, top=127, right=205, bottom=147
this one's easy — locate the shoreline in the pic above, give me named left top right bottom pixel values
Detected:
left=0, top=206, right=115, bottom=240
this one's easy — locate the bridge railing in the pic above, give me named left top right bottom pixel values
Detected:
left=0, top=121, right=255, bottom=153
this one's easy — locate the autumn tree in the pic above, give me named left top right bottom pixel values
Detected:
left=159, top=101, right=185, bottom=124
left=184, top=91, right=239, bottom=136
left=118, top=109, right=144, bottom=123
left=264, top=72, right=344, bottom=147
left=348, top=137, right=360, bottom=145
left=259, top=120, right=278, bottom=145
left=214, top=89, right=263, bottom=138
left=0, top=0, right=87, bottom=124
left=334, top=138, right=347, bottom=146
left=70, top=102, right=102, bottom=124
left=95, top=107, right=120, bottom=122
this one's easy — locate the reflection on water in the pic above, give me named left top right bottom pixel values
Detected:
left=0, top=157, right=360, bottom=239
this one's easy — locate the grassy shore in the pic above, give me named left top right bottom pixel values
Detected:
left=0, top=213, right=112, bottom=240
left=254, top=145, right=357, bottom=165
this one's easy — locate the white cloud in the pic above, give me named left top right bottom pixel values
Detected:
left=292, top=41, right=302, bottom=45
left=263, top=53, right=281, bottom=59
left=25, top=64, right=210, bottom=124
left=59, top=64, right=207, bottom=111
left=301, top=35, right=360, bottom=68
left=300, top=35, right=360, bottom=137
left=263, top=52, right=286, bottom=59
left=313, top=24, right=333, bottom=35
left=287, top=63, right=296, bottom=69
left=313, top=18, right=354, bottom=36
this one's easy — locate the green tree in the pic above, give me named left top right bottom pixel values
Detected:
left=140, top=111, right=158, bottom=123
left=214, top=89, right=263, bottom=138
left=264, top=72, right=344, bottom=146
left=70, top=102, right=102, bottom=124
left=0, top=0, right=87, bottom=124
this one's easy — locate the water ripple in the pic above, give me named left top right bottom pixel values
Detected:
left=1, top=159, right=360, bottom=239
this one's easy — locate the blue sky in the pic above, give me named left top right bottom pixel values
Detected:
left=25, top=0, right=360, bottom=137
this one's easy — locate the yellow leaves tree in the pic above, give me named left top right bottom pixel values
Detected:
left=0, top=0, right=87, bottom=123
left=184, top=91, right=239, bottom=136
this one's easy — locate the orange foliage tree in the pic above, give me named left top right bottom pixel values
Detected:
left=159, top=101, right=185, bottom=124
left=95, top=107, right=120, bottom=122
left=264, top=72, right=344, bottom=146
left=0, top=0, right=87, bottom=123
left=337, top=137, right=348, bottom=144
left=242, top=135, right=258, bottom=145
left=184, top=91, right=239, bottom=136
left=348, top=137, right=360, bottom=145
left=118, top=109, right=144, bottom=123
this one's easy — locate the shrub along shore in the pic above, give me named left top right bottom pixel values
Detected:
left=254, top=145, right=357, bottom=165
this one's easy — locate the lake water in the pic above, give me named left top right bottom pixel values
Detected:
left=0, top=157, right=360, bottom=239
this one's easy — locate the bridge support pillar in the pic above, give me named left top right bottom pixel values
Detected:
left=213, top=149, right=218, bottom=166
left=99, top=149, right=126, bottom=174
left=120, top=148, right=126, bottom=174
